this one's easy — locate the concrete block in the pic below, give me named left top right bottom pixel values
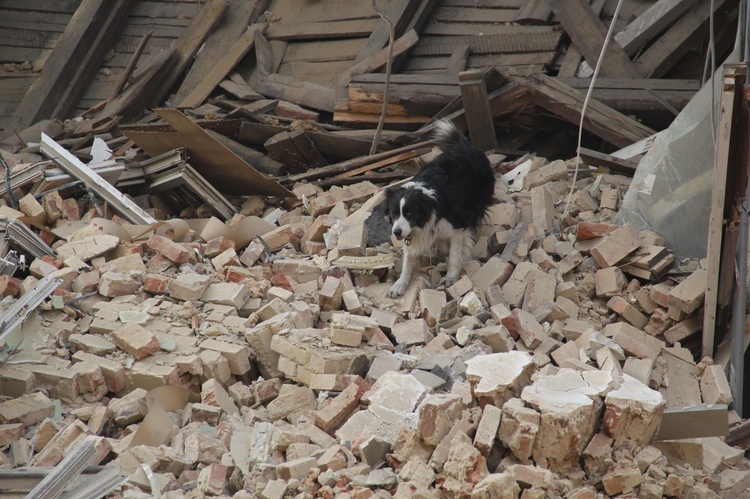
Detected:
left=98, top=272, right=140, bottom=298
left=392, top=318, right=433, bottom=347
left=0, top=393, right=54, bottom=426
left=200, top=339, right=251, bottom=375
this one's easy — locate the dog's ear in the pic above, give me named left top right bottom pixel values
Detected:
left=380, top=187, right=397, bottom=222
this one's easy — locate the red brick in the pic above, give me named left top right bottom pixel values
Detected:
left=204, top=236, right=235, bottom=258
left=146, top=234, right=190, bottom=264
left=143, top=274, right=172, bottom=295
left=61, top=198, right=80, bottom=220
left=0, top=276, right=21, bottom=298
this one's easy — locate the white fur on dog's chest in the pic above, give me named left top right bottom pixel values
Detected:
left=405, top=217, right=463, bottom=256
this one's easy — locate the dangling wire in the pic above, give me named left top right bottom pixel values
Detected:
left=369, top=0, right=395, bottom=156
left=560, top=0, right=626, bottom=227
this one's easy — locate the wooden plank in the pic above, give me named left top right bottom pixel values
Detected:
left=342, top=82, right=458, bottom=119
left=459, top=70, right=497, bottom=151
left=0, top=27, right=60, bottom=50
left=332, top=149, right=428, bottom=180
left=238, top=122, right=376, bottom=159
left=331, top=29, right=419, bottom=87
left=445, top=44, right=470, bottom=75
left=283, top=38, right=365, bottom=63
left=557, top=44, right=583, bottom=78
left=92, top=49, right=177, bottom=122
left=703, top=66, right=743, bottom=358
left=4, top=0, right=133, bottom=133
left=129, top=1, right=201, bottom=19
left=557, top=78, right=700, bottom=91
left=549, top=0, right=640, bottom=78
left=422, top=23, right=560, bottom=36
left=514, top=0, right=552, bottom=24
left=578, top=147, right=638, bottom=175
left=171, top=0, right=266, bottom=106
left=0, top=0, right=81, bottom=13
left=432, top=6, right=518, bottom=23
left=277, top=60, right=352, bottom=85
left=403, top=53, right=553, bottom=72
left=634, top=0, right=730, bottom=78
left=123, top=109, right=292, bottom=197
left=522, top=74, right=655, bottom=148
left=353, top=0, right=423, bottom=63
left=256, top=73, right=335, bottom=112
left=655, top=405, right=729, bottom=441
left=263, top=0, right=378, bottom=23
left=614, top=0, right=699, bottom=56
left=392, top=0, right=439, bottom=72
left=281, top=141, right=431, bottom=184
left=412, top=31, right=561, bottom=56
left=108, top=31, right=152, bottom=103
left=178, top=24, right=266, bottom=108
left=203, top=128, right=284, bottom=176
left=443, top=0, right=524, bottom=6
left=264, top=131, right=328, bottom=174
left=150, top=0, right=229, bottom=107
left=265, top=19, right=378, bottom=41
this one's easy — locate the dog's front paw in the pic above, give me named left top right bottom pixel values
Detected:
left=440, top=275, right=459, bottom=288
left=388, top=279, right=409, bottom=298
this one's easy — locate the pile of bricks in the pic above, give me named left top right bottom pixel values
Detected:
left=0, top=149, right=745, bottom=498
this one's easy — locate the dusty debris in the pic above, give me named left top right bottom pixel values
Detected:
left=0, top=0, right=743, bottom=497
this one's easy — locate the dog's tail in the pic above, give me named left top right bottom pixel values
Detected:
left=433, top=120, right=472, bottom=151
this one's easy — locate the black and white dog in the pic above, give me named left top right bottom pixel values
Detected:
left=383, top=120, right=496, bottom=297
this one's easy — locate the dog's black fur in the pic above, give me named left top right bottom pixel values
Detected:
left=383, top=120, right=496, bottom=297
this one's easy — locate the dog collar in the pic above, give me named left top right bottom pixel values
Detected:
left=405, top=235, right=412, bottom=246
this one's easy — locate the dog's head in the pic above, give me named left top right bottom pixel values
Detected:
left=383, top=182, right=437, bottom=241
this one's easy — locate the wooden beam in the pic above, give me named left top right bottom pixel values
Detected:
left=264, top=131, right=328, bottom=174
left=256, top=73, right=335, bottom=113
left=52, top=0, right=134, bottom=120
left=265, top=19, right=377, bottom=40
left=445, top=44, right=470, bottom=75
left=238, top=122, right=376, bottom=159
left=514, top=0, right=552, bottom=24
left=522, top=74, right=655, bottom=148
left=549, top=0, right=640, bottom=78
left=354, top=0, right=423, bottom=63
left=178, top=24, right=267, bottom=109
left=331, top=29, right=419, bottom=88
left=281, top=141, right=431, bottom=184
left=614, top=0, right=699, bottom=56
left=459, top=70, right=497, bottom=151
left=92, top=49, right=177, bottom=123
left=151, top=0, right=229, bottom=107
left=5, top=0, right=133, bottom=133
left=634, top=0, right=731, bottom=78
left=171, top=0, right=267, bottom=106
left=578, top=147, right=638, bottom=176
left=392, top=0, right=439, bottom=72
left=703, top=65, right=746, bottom=359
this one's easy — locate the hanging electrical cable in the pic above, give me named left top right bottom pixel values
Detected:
left=559, top=0, right=626, bottom=228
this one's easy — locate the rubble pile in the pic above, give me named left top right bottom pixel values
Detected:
left=0, top=0, right=746, bottom=496
left=0, top=144, right=742, bottom=498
